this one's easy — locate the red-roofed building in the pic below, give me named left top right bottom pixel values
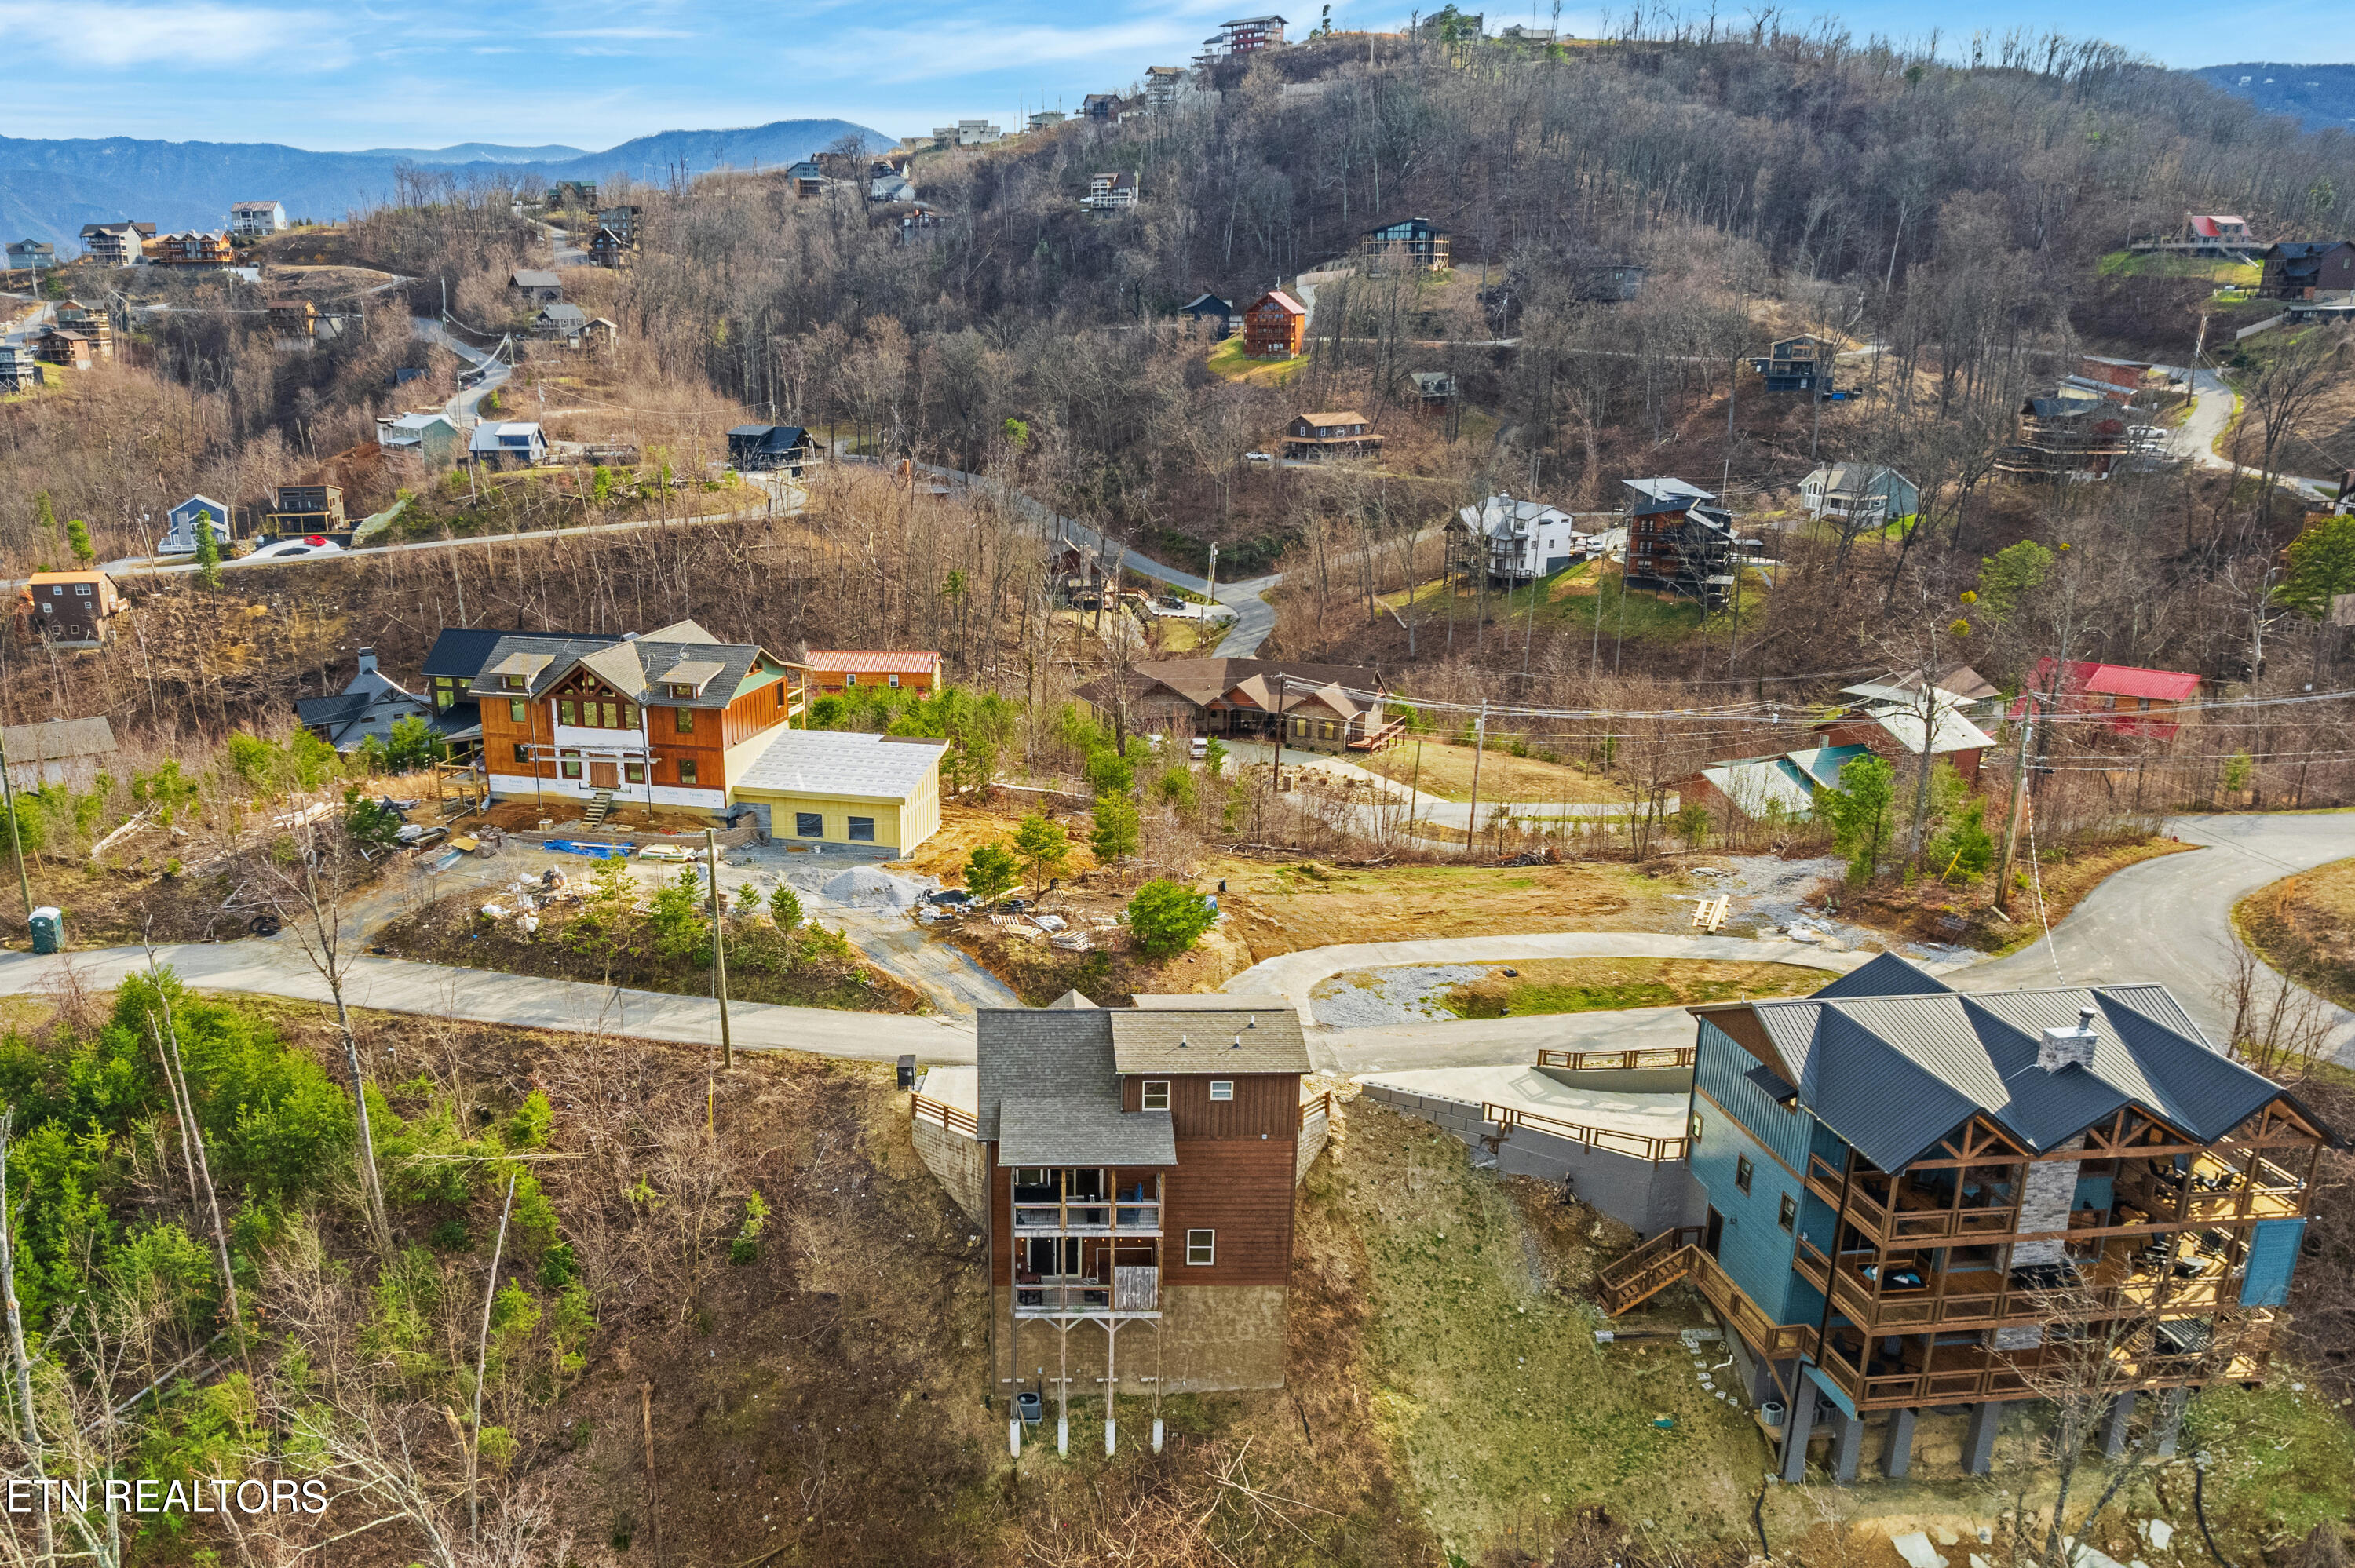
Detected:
left=2018, top=658, right=2200, bottom=738
left=804, top=650, right=944, bottom=695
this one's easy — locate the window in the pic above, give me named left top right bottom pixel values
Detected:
left=512, top=743, right=531, bottom=765
left=559, top=699, right=578, bottom=725
left=847, top=816, right=875, bottom=843
left=74, top=583, right=89, bottom=596
left=624, top=762, right=644, bottom=783
left=795, top=812, right=823, bottom=837
left=1209, top=1081, right=1233, bottom=1102
left=436, top=682, right=455, bottom=711
left=844, top=673, right=859, bottom=687
left=1778, top=1194, right=1798, bottom=1232
left=677, top=759, right=698, bottom=786
left=502, top=675, right=524, bottom=691
left=669, top=683, right=694, bottom=699
left=560, top=757, right=582, bottom=780
left=1734, top=1155, right=1754, bottom=1194
left=1185, top=1229, right=1215, bottom=1266
left=888, top=673, right=901, bottom=689
left=508, top=700, right=527, bottom=724
left=599, top=702, right=616, bottom=727
left=623, top=703, right=637, bottom=727
left=1141, top=1081, right=1170, bottom=1110
left=674, top=709, right=695, bottom=734
left=1689, top=1111, right=1703, bottom=1141
left=38, top=603, right=50, bottom=614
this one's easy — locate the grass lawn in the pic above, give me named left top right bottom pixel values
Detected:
left=1206, top=336, right=1306, bottom=387
left=1210, top=855, right=1692, bottom=955
left=2234, top=856, right=2355, bottom=1012
left=1438, top=956, right=1835, bottom=1017
left=1376, top=564, right=1707, bottom=648
left=2096, top=250, right=2262, bottom=285
left=1329, top=1102, right=1769, bottom=1557
left=1356, top=735, right=1629, bottom=804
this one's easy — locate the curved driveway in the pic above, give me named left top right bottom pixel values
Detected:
left=3, top=815, right=2346, bottom=1071
left=1959, top=811, right=2355, bottom=1062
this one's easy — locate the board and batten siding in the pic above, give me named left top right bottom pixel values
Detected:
left=1121, top=1072, right=1298, bottom=1140
left=1163, top=1140, right=1297, bottom=1287
left=1691, top=1019, right=1824, bottom=1326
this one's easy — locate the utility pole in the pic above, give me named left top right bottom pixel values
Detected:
left=1992, top=692, right=2036, bottom=917
left=1722, top=353, right=1739, bottom=496
left=1464, top=699, right=1488, bottom=851
left=705, top=829, right=732, bottom=1070
left=1272, top=673, right=1288, bottom=787
left=1206, top=541, right=1218, bottom=600
left=0, top=727, right=30, bottom=921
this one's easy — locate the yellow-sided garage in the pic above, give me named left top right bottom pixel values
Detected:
left=728, top=730, right=947, bottom=855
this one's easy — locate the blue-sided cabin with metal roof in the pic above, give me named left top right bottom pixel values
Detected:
left=1597, top=953, right=2334, bottom=1484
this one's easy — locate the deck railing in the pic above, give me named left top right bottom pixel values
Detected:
left=1535, top=1046, right=1696, bottom=1072
left=1483, top=1103, right=1688, bottom=1164
left=1012, top=1198, right=1163, bottom=1236
left=1013, top=1267, right=1162, bottom=1316
left=911, top=1093, right=978, bottom=1137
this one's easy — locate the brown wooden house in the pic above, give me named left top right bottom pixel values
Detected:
left=1280, top=410, right=1381, bottom=460
left=917, top=996, right=1327, bottom=1453
left=14, top=571, right=125, bottom=648
left=1239, top=290, right=1306, bottom=359
left=470, top=620, right=808, bottom=817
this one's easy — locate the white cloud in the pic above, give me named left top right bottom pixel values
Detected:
left=0, top=0, right=338, bottom=67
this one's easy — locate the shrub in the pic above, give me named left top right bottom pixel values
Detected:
left=962, top=841, right=1020, bottom=904
left=1123, top=880, right=1217, bottom=958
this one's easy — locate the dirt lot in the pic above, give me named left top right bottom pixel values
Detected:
left=1437, top=956, right=1835, bottom=1017
left=1206, top=855, right=1695, bottom=959
left=374, top=887, right=923, bottom=1012
left=1356, top=736, right=1630, bottom=804
left=2236, top=856, right=2355, bottom=1011
left=1835, top=835, right=2199, bottom=954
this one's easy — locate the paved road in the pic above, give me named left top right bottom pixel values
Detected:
left=2164, top=365, right=2335, bottom=505
left=1959, top=811, right=2355, bottom=1063
left=412, top=315, right=512, bottom=427
left=0, top=940, right=964, bottom=1061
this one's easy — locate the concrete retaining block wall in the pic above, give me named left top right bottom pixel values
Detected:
left=911, top=1114, right=987, bottom=1222
left=1296, top=1101, right=1331, bottom=1181
left=1359, top=1082, right=1694, bottom=1234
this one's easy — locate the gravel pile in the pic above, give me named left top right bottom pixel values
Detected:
left=1309, top=964, right=1487, bottom=1027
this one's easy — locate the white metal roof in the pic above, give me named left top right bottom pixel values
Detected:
left=732, top=729, right=948, bottom=803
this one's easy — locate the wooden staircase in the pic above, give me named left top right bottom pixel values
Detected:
left=583, top=790, right=615, bottom=830
left=1597, top=1226, right=1703, bottom=1315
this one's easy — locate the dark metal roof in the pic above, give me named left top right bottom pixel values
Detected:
left=423, top=625, right=544, bottom=682
left=1743, top=983, right=2328, bottom=1172
left=1810, top=952, right=1953, bottom=1000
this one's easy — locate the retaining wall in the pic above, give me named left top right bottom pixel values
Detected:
left=1296, top=1098, right=1331, bottom=1181
left=502, top=822, right=764, bottom=851
left=1359, top=1082, right=1700, bottom=1234
left=911, top=1111, right=988, bottom=1222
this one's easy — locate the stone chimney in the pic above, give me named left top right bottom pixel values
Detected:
left=356, top=647, right=378, bottom=676
left=2038, top=1004, right=2099, bottom=1074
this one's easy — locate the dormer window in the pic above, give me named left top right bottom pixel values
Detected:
left=670, top=683, right=695, bottom=699
left=502, top=675, right=524, bottom=691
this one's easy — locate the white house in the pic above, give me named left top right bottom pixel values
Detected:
left=1798, top=464, right=1919, bottom=526
left=1455, top=494, right=1593, bottom=582
left=229, top=201, right=287, bottom=237
left=869, top=171, right=915, bottom=203
left=468, top=421, right=549, bottom=468
left=159, top=495, right=233, bottom=555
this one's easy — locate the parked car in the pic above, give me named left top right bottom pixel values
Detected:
left=247, top=536, right=344, bottom=560
left=1243, top=451, right=1272, bottom=464
left=1189, top=735, right=1208, bottom=760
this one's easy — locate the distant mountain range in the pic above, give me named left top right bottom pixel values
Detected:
left=2188, top=63, right=2355, bottom=133
left=0, top=118, right=889, bottom=250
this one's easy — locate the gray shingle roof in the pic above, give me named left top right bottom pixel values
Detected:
left=465, top=622, right=772, bottom=708
left=975, top=1008, right=1123, bottom=1143
left=732, top=731, right=947, bottom=803
left=1108, top=1008, right=1310, bottom=1075
left=999, top=1099, right=1176, bottom=1167
left=1743, top=969, right=2329, bottom=1172
left=2, top=717, right=117, bottom=764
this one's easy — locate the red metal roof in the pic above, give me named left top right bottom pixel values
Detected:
left=2035, top=657, right=2200, bottom=702
left=805, top=650, right=941, bottom=674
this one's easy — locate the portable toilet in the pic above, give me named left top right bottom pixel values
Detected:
left=28, top=906, right=63, bottom=955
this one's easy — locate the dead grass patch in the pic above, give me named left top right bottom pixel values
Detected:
left=1207, top=856, right=1692, bottom=958
left=1356, top=737, right=1630, bottom=805
left=2238, top=857, right=2355, bottom=1013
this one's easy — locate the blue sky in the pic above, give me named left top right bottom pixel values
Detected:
left=0, top=0, right=2347, bottom=151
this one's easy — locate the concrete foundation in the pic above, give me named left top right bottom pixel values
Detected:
left=2101, top=1392, right=2137, bottom=1458
left=1828, top=1405, right=1864, bottom=1483
left=999, top=1285, right=1289, bottom=1395
left=1358, top=1081, right=1694, bottom=1233
left=1963, top=1401, right=2002, bottom=1475
left=1780, top=1386, right=1818, bottom=1483
left=1882, top=1407, right=1918, bottom=1478
left=2153, top=1387, right=2189, bottom=1457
